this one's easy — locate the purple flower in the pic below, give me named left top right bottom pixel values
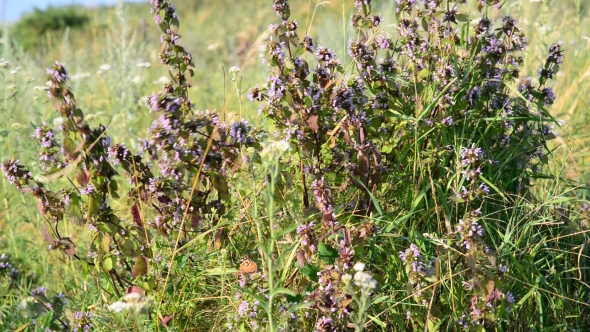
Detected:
left=541, top=87, right=556, bottom=106
left=80, top=184, right=95, bottom=195
left=506, top=291, right=515, bottom=303
left=32, top=286, right=46, bottom=296
left=303, top=35, right=314, bottom=52
left=547, top=41, right=564, bottom=65
left=460, top=144, right=484, bottom=166
left=315, top=46, right=336, bottom=62
left=238, top=301, right=249, bottom=316
left=441, top=116, right=453, bottom=126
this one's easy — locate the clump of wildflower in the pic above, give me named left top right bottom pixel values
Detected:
left=353, top=262, right=377, bottom=293
left=73, top=311, right=93, bottom=332
left=464, top=286, right=517, bottom=326
left=2, top=160, right=33, bottom=189
left=297, top=222, right=317, bottom=263
left=578, top=202, right=590, bottom=229
left=31, top=286, right=47, bottom=296
left=226, top=120, right=254, bottom=144
left=273, top=0, right=290, bottom=20
left=455, top=210, right=485, bottom=252
left=0, top=253, right=19, bottom=278
left=33, top=124, right=64, bottom=171
left=399, top=244, right=432, bottom=285
left=260, top=140, right=291, bottom=166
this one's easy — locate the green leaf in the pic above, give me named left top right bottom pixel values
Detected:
left=66, top=204, right=84, bottom=226
left=212, top=175, right=230, bottom=202
left=297, top=263, right=319, bottom=282
left=119, top=238, right=136, bottom=257
left=479, top=175, right=508, bottom=202
left=63, top=137, right=77, bottom=157
left=97, top=223, right=111, bottom=234
left=143, top=276, right=157, bottom=291
left=88, top=193, right=101, bottom=218
left=102, top=255, right=115, bottom=272
left=317, top=242, right=339, bottom=264
left=108, top=180, right=119, bottom=199
left=381, top=145, right=393, bottom=154
left=271, top=287, right=296, bottom=297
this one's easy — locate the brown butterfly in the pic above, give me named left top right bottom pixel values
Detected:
left=237, top=255, right=257, bottom=275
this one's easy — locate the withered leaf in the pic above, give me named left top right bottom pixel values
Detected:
left=60, top=237, right=76, bottom=256
left=465, top=255, right=477, bottom=271
left=296, top=249, right=307, bottom=268
left=132, top=256, right=149, bottom=278
left=76, top=168, right=90, bottom=187
left=343, top=130, right=352, bottom=146
left=339, top=297, right=353, bottom=308
left=306, top=115, right=319, bottom=132
left=41, top=222, right=53, bottom=243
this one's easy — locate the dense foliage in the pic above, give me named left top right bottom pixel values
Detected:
left=11, top=6, right=90, bottom=50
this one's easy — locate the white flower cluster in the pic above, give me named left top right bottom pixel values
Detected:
left=260, top=140, right=291, bottom=165
left=229, top=66, right=241, bottom=81
left=353, top=262, right=377, bottom=292
left=108, top=292, right=153, bottom=315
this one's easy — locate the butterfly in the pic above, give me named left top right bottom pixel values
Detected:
left=237, top=255, right=257, bottom=275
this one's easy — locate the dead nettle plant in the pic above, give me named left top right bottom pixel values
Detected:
left=2, top=0, right=257, bottom=318
left=245, top=0, right=564, bottom=329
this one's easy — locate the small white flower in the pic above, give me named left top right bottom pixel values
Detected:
left=131, top=76, right=142, bottom=84
left=353, top=262, right=365, bottom=272
left=124, top=292, right=142, bottom=302
left=71, top=72, right=91, bottom=81
left=10, top=66, right=21, bottom=75
left=53, top=118, right=64, bottom=127
left=229, top=66, right=240, bottom=74
left=109, top=301, right=130, bottom=313
left=341, top=273, right=352, bottom=284
left=0, top=59, right=10, bottom=68
left=136, top=61, right=151, bottom=68
left=260, top=140, right=291, bottom=164
left=154, top=76, right=170, bottom=85
left=99, top=64, right=112, bottom=71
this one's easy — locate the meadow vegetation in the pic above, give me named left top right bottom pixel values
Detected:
left=0, top=0, right=590, bottom=331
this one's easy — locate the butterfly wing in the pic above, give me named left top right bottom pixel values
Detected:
left=238, top=256, right=257, bottom=274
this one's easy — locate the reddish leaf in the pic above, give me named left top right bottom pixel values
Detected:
left=37, top=198, right=47, bottom=215
left=76, top=168, right=90, bottom=187
left=296, top=249, right=307, bottom=268
left=131, top=203, right=143, bottom=227
left=41, top=222, right=53, bottom=243
left=157, top=195, right=172, bottom=204
left=191, top=214, right=200, bottom=228
left=126, top=285, right=144, bottom=296
left=60, top=238, right=76, bottom=256
left=306, top=115, right=319, bottom=132
left=160, top=315, right=173, bottom=326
